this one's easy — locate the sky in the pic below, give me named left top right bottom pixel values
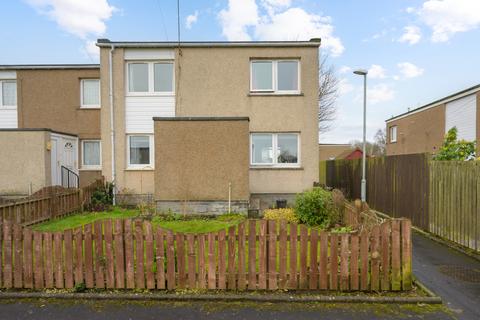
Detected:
left=1, top=0, right=479, bottom=143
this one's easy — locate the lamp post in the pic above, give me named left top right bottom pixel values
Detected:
left=354, top=69, right=368, bottom=202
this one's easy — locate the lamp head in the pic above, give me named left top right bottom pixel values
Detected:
left=353, top=69, right=368, bottom=76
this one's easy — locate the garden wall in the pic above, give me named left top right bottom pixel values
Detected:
left=0, top=218, right=412, bottom=292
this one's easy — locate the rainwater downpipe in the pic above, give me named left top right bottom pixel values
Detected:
left=109, top=44, right=117, bottom=205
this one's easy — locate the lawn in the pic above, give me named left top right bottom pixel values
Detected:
left=32, top=207, right=246, bottom=233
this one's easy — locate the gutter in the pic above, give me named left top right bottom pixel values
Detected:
left=109, top=44, right=117, bottom=205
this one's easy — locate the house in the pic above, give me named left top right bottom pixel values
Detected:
left=0, top=39, right=321, bottom=212
left=0, top=65, right=102, bottom=195
left=386, top=84, right=480, bottom=156
left=318, top=143, right=353, bottom=160
left=337, top=147, right=363, bottom=160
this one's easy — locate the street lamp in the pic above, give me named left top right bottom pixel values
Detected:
left=354, top=69, right=368, bottom=203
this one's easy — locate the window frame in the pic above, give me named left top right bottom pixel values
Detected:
left=390, top=126, right=397, bottom=143
left=126, top=61, right=175, bottom=96
left=126, top=134, right=155, bottom=169
left=250, top=59, right=301, bottom=94
left=81, top=140, right=102, bottom=170
left=0, top=80, right=17, bottom=108
left=80, top=79, right=101, bottom=109
left=250, top=133, right=300, bottom=168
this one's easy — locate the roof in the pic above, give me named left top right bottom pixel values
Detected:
left=386, top=84, right=480, bottom=123
left=96, top=38, right=322, bottom=48
left=0, top=64, right=99, bottom=70
left=0, top=128, right=77, bottom=137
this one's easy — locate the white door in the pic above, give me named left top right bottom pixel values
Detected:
left=62, top=139, right=76, bottom=171
left=50, top=138, right=60, bottom=186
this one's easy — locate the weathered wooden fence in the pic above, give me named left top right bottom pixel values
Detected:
left=0, top=178, right=104, bottom=226
left=0, top=218, right=412, bottom=292
left=324, top=154, right=480, bottom=252
left=430, top=161, right=480, bottom=251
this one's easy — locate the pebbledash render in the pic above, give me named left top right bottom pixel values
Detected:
left=96, top=39, right=321, bottom=212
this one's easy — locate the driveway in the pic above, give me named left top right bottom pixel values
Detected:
left=413, top=232, right=480, bottom=320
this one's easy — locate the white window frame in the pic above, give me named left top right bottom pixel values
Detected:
left=81, top=140, right=102, bottom=170
left=390, top=126, right=397, bottom=143
left=0, top=80, right=17, bottom=108
left=250, top=133, right=301, bottom=168
left=126, top=134, right=155, bottom=169
left=126, top=61, right=175, bottom=96
left=250, top=60, right=301, bottom=94
left=80, top=79, right=101, bottom=109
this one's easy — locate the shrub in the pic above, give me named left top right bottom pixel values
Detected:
left=263, top=208, right=299, bottom=223
left=434, top=127, right=476, bottom=161
left=294, top=188, right=340, bottom=228
left=89, top=182, right=114, bottom=212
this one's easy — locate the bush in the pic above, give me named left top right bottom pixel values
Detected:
left=294, top=188, right=340, bottom=228
left=89, top=182, right=114, bottom=212
left=263, top=208, right=299, bottom=223
left=434, top=127, right=476, bottom=161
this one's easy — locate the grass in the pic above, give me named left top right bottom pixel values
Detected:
left=31, top=208, right=246, bottom=233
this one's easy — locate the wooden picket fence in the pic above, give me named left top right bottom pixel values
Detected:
left=0, top=218, right=412, bottom=292
left=0, top=178, right=104, bottom=226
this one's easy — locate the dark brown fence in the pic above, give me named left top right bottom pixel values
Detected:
left=0, top=178, right=104, bottom=226
left=0, top=218, right=412, bottom=292
left=326, top=154, right=430, bottom=230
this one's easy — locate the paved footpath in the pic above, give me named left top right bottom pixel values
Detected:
left=413, top=232, right=480, bottom=320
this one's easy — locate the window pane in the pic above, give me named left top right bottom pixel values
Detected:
left=2, top=81, right=17, bottom=106
left=82, top=80, right=100, bottom=106
left=251, top=61, right=273, bottom=91
left=277, top=134, right=298, bottom=164
left=83, top=141, right=100, bottom=166
left=251, top=134, right=273, bottom=164
left=277, top=61, right=298, bottom=91
left=128, top=63, right=149, bottom=92
left=130, top=136, right=150, bottom=165
left=154, top=63, right=173, bottom=92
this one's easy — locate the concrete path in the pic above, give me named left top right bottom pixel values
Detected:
left=413, top=232, right=480, bottom=320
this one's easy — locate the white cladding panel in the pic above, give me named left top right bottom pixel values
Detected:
left=445, top=94, right=477, bottom=141
left=0, top=109, right=18, bottom=128
left=125, top=96, right=175, bottom=133
left=124, top=49, right=175, bottom=60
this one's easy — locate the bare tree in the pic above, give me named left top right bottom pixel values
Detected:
left=349, top=128, right=386, bottom=157
left=318, top=56, right=339, bottom=133
left=373, top=129, right=386, bottom=156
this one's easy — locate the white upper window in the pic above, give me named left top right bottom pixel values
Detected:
left=0, top=80, right=17, bottom=107
left=127, top=135, right=154, bottom=168
left=81, top=79, right=100, bottom=108
left=127, top=61, right=174, bottom=95
left=250, top=60, right=300, bottom=94
left=82, top=140, right=101, bottom=169
left=390, top=126, right=397, bottom=143
left=250, top=133, right=300, bottom=167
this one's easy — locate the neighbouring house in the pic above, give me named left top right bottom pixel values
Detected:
left=337, top=147, right=363, bottom=160
left=318, top=143, right=353, bottom=160
left=0, top=39, right=321, bottom=212
left=0, top=65, right=102, bottom=196
left=386, top=84, right=480, bottom=156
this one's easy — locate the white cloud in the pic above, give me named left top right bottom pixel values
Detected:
left=368, top=64, right=387, bottom=79
left=218, top=1, right=344, bottom=57
left=186, top=10, right=199, bottom=29
left=83, top=40, right=99, bottom=59
left=218, top=0, right=259, bottom=41
left=338, top=78, right=354, bottom=95
left=397, top=62, right=424, bottom=78
left=339, top=66, right=351, bottom=74
left=415, top=0, right=480, bottom=42
left=26, top=0, right=115, bottom=61
left=368, top=84, right=395, bottom=104
left=398, top=25, right=422, bottom=45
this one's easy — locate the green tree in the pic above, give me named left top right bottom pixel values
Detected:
left=434, top=127, right=476, bottom=161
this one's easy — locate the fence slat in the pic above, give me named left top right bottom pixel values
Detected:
left=350, top=234, right=359, bottom=291
left=360, top=230, right=368, bottom=290
left=218, top=229, right=226, bottom=290
left=248, top=220, right=256, bottom=290
left=155, top=228, right=165, bottom=289
left=144, top=221, right=155, bottom=289
left=237, top=222, right=246, bottom=290
left=74, top=227, right=83, bottom=286
left=299, top=225, right=308, bottom=289
left=278, top=220, right=287, bottom=289
left=340, top=234, right=349, bottom=291
left=208, top=232, right=216, bottom=289
left=391, top=220, right=401, bottom=291
left=33, top=231, right=44, bottom=289
left=401, top=219, right=412, bottom=290
left=309, top=229, right=318, bottom=290
left=114, top=220, right=124, bottom=289
left=13, top=224, right=23, bottom=288
left=135, top=220, right=145, bottom=289
left=288, top=223, right=298, bottom=289
left=319, top=231, right=328, bottom=290
left=23, top=228, right=33, bottom=288
left=94, top=221, right=104, bottom=289
left=53, top=232, right=64, bottom=288
left=105, top=220, right=115, bottom=289
left=197, top=234, right=206, bottom=289
left=44, top=232, right=54, bottom=288
left=187, top=234, right=196, bottom=289
left=84, top=224, right=94, bottom=288
left=227, top=226, right=236, bottom=290
left=176, top=233, right=186, bottom=289
left=370, top=225, right=380, bottom=291
left=268, top=220, right=277, bottom=290
left=3, top=222, right=12, bottom=288
left=166, top=230, right=175, bottom=290
left=125, top=220, right=135, bottom=289
left=381, top=222, right=391, bottom=291
left=258, top=220, right=267, bottom=290
left=329, top=234, right=338, bottom=290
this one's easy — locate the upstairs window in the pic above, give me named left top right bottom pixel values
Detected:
left=390, top=126, right=397, bottom=143
left=250, top=60, right=300, bottom=94
left=251, top=133, right=300, bottom=167
left=127, top=61, right=174, bottom=94
left=81, top=79, right=100, bottom=108
left=0, top=80, right=17, bottom=107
